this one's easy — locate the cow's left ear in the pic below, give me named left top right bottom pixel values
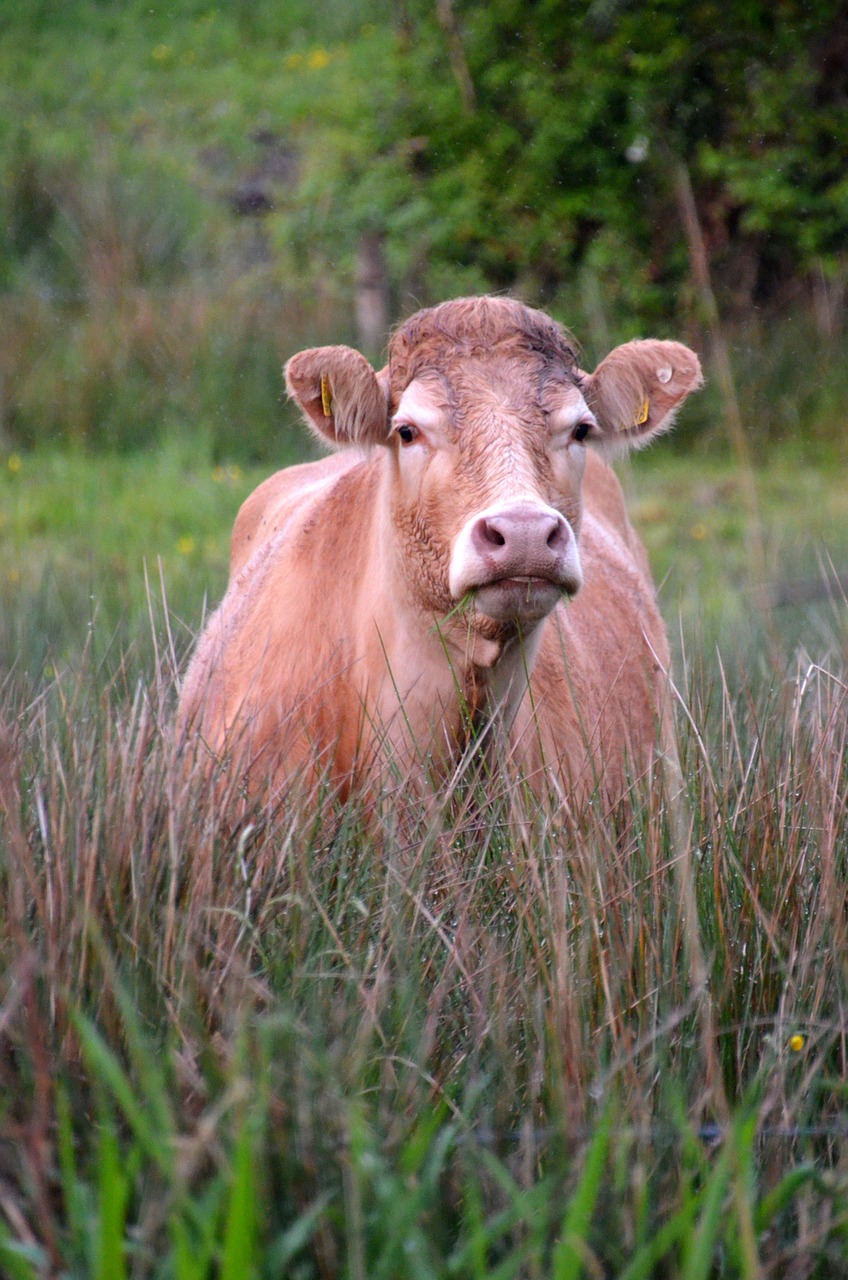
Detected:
left=582, top=339, right=703, bottom=450
left=285, top=345, right=390, bottom=448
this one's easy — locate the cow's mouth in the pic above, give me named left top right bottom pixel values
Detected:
left=472, top=572, right=578, bottom=624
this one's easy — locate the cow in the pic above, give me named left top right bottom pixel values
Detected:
left=178, top=296, right=701, bottom=813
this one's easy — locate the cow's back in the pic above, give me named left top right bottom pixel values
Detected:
left=230, top=451, right=360, bottom=575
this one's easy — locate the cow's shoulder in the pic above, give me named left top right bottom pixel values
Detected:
left=230, top=451, right=362, bottom=576
left=581, top=448, right=652, bottom=580
left=522, top=506, right=670, bottom=796
left=536, top=455, right=670, bottom=720
left=580, top=449, right=629, bottom=536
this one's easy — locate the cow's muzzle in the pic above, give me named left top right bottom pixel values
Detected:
left=449, top=501, right=583, bottom=624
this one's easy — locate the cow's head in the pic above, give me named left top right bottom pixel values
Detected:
left=285, top=297, right=701, bottom=645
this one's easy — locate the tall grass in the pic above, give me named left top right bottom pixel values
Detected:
left=0, top=279, right=343, bottom=460
left=0, top=582, right=845, bottom=1276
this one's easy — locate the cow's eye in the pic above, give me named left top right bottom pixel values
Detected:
left=572, top=421, right=593, bottom=443
left=396, top=423, right=419, bottom=445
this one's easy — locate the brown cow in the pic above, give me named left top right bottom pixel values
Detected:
left=179, top=297, right=701, bottom=810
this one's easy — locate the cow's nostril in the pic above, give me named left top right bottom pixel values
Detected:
left=481, top=519, right=506, bottom=547
left=547, top=519, right=567, bottom=549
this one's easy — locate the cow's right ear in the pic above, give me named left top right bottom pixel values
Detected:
left=285, top=346, right=390, bottom=447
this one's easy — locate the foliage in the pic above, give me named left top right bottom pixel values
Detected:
left=277, top=0, right=848, bottom=320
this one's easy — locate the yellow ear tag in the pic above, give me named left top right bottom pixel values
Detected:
left=320, top=375, right=333, bottom=418
left=635, top=398, right=650, bottom=427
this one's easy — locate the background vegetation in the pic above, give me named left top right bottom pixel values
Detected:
left=0, top=1, right=846, bottom=1276
left=1, top=0, right=847, bottom=458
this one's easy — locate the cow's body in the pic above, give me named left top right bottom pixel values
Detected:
left=179, top=297, right=701, bottom=808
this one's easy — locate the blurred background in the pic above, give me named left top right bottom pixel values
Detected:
left=0, top=0, right=846, bottom=674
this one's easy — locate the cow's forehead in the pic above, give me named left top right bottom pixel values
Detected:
left=393, top=366, right=589, bottom=432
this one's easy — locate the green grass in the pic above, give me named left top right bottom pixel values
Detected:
left=627, top=449, right=848, bottom=665
left=0, top=443, right=846, bottom=1276
left=0, top=446, right=263, bottom=681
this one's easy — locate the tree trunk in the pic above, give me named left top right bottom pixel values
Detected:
left=355, top=232, right=389, bottom=358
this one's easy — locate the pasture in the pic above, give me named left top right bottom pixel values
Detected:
left=2, top=1, right=848, bottom=1272
left=1, top=443, right=846, bottom=1277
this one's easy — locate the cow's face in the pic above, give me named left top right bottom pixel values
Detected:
left=386, top=359, right=589, bottom=627
left=285, top=298, right=702, bottom=638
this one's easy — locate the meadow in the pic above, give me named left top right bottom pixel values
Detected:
left=1, top=0, right=848, bottom=1274
left=0, top=439, right=846, bottom=1278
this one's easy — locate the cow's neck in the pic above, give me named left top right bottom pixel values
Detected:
left=367, top=465, right=548, bottom=770
left=457, top=621, right=545, bottom=733
left=483, top=625, right=545, bottom=726
left=426, top=607, right=546, bottom=753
